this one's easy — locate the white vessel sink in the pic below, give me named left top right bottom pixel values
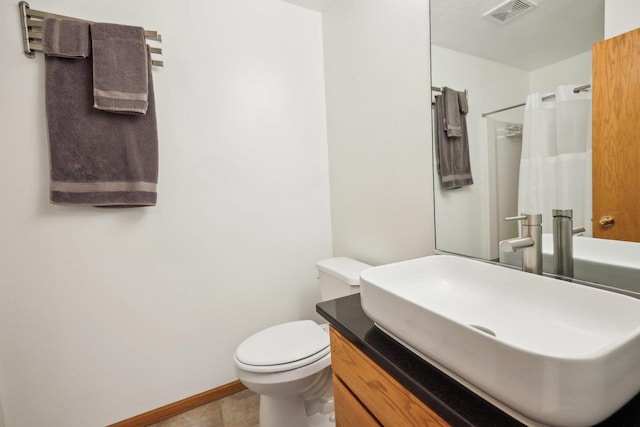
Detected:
left=360, top=255, right=640, bottom=427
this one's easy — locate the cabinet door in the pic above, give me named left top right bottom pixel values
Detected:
left=330, top=327, right=450, bottom=427
left=593, top=27, right=640, bottom=241
left=333, top=374, right=381, bottom=427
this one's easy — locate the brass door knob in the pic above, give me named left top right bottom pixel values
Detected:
left=599, top=216, right=615, bottom=227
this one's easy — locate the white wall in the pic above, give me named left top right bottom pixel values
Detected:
left=605, top=0, right=640, bottom=38
left=322, top=0, right=435, bottom=265
left=529, top=51, right=593, bottom=93
left=282, top=0, right=328, bottom=11
left=0, top=1, right=332, bottom=426
left=431, top=45, right=529, bottom=259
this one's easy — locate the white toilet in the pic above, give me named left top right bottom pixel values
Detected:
left=234, top=257, right=371, bottom=427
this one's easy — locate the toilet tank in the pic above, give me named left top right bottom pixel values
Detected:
left=316, top=257, right=372, bottom=301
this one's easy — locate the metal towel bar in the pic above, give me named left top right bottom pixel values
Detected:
left=18, top=1, right=164, bottom=67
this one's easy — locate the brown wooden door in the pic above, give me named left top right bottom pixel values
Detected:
left=592, top=28, right=640, bottom=241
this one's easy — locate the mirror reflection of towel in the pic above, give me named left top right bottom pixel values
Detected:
left=434, top=89, right=473, bottom=190
left=458, top=90, right=469, bottom=114
left=443, top=87, right=462, bottom=137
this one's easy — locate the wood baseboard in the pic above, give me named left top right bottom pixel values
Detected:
left=107, top=380, right=247, bottom=427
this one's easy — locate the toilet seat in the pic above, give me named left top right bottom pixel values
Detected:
left=235, top=320, right=330, bottom=373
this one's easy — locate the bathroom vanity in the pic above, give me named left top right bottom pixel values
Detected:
left=330, top=326, right=448, bottom=426
left=317, top=294, right=640, bottom=427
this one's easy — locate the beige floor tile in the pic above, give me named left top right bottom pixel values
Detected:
left=220, top=390, right=259, bottom=427
left=149, top=400, right=224, bottom=427
left=148, top=390, right=259, bottom=427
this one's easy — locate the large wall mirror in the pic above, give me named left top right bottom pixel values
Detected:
left=430, top=0, right=640, bottom=294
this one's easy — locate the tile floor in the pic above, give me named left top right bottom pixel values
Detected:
left=149, top=390, right=259, bottom=427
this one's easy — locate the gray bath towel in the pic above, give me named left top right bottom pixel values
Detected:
left=434, top=93, right=473, bottom=190
left=458, top=90, right=469, bottom=114
left=45, top=46, right=158, bottom=207
left=443, top=87, right=462, bottom=137
left=42, top=18, right=90, bottom=58
left=90, top=23, right=149, bottom=114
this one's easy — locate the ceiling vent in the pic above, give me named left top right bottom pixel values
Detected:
left=483, top=0, right=539, bottom=24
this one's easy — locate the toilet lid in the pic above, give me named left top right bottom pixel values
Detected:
left=235, top=320, right=329, bottom=371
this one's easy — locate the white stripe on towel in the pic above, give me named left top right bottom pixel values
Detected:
left=51, top=181, right=157, bottom=193
left=93, top=88, right=148, bottom=102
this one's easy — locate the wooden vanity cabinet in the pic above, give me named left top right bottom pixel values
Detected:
left=330, top=326, right=450, bottom=427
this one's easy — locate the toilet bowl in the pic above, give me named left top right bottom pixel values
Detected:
left=235, top=321, right=334, bottom=427
left=233, top=257, right=371, bottom=427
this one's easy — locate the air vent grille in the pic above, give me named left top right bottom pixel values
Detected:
left=483, top=0, right=538, bottom=24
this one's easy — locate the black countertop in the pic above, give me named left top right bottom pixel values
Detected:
left=317, top=293, right=640, bottom=427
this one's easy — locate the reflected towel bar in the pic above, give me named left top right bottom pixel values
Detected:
left=18, top=1, right=164, bottom=67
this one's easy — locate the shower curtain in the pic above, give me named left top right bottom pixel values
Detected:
left=517, top=85, right=592, bottom=235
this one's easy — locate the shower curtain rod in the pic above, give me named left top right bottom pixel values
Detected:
left=481, top=84, right=591, bottom=118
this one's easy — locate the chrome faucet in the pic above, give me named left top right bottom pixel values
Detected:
left=500, top=213, right=543, bottom=274
left=552, top=209, right=585, bottom=278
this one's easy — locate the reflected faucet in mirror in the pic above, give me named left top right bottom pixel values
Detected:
left=500, top=214, right=542, bottom=275
left=552, top=209, right=586, bottom=278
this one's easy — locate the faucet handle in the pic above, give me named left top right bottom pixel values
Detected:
left=573, top=226, right=586, bottom=235
left=500, top=237, right=534, bottom=252
left=505, top=215, right=527, bottom=222
left=505, top=213, right=542, bottom=226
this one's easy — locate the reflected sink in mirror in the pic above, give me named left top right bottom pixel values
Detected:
left=360, top=255, right=640, bottom=427
left=500, top=234, right=640, bottom=294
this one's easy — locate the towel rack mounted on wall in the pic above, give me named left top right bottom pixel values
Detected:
left=430, top=86, right=469, bottom=107
left=18, top=1, right=164, bottom=67
left=431, top=86, right=468, bottom=95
